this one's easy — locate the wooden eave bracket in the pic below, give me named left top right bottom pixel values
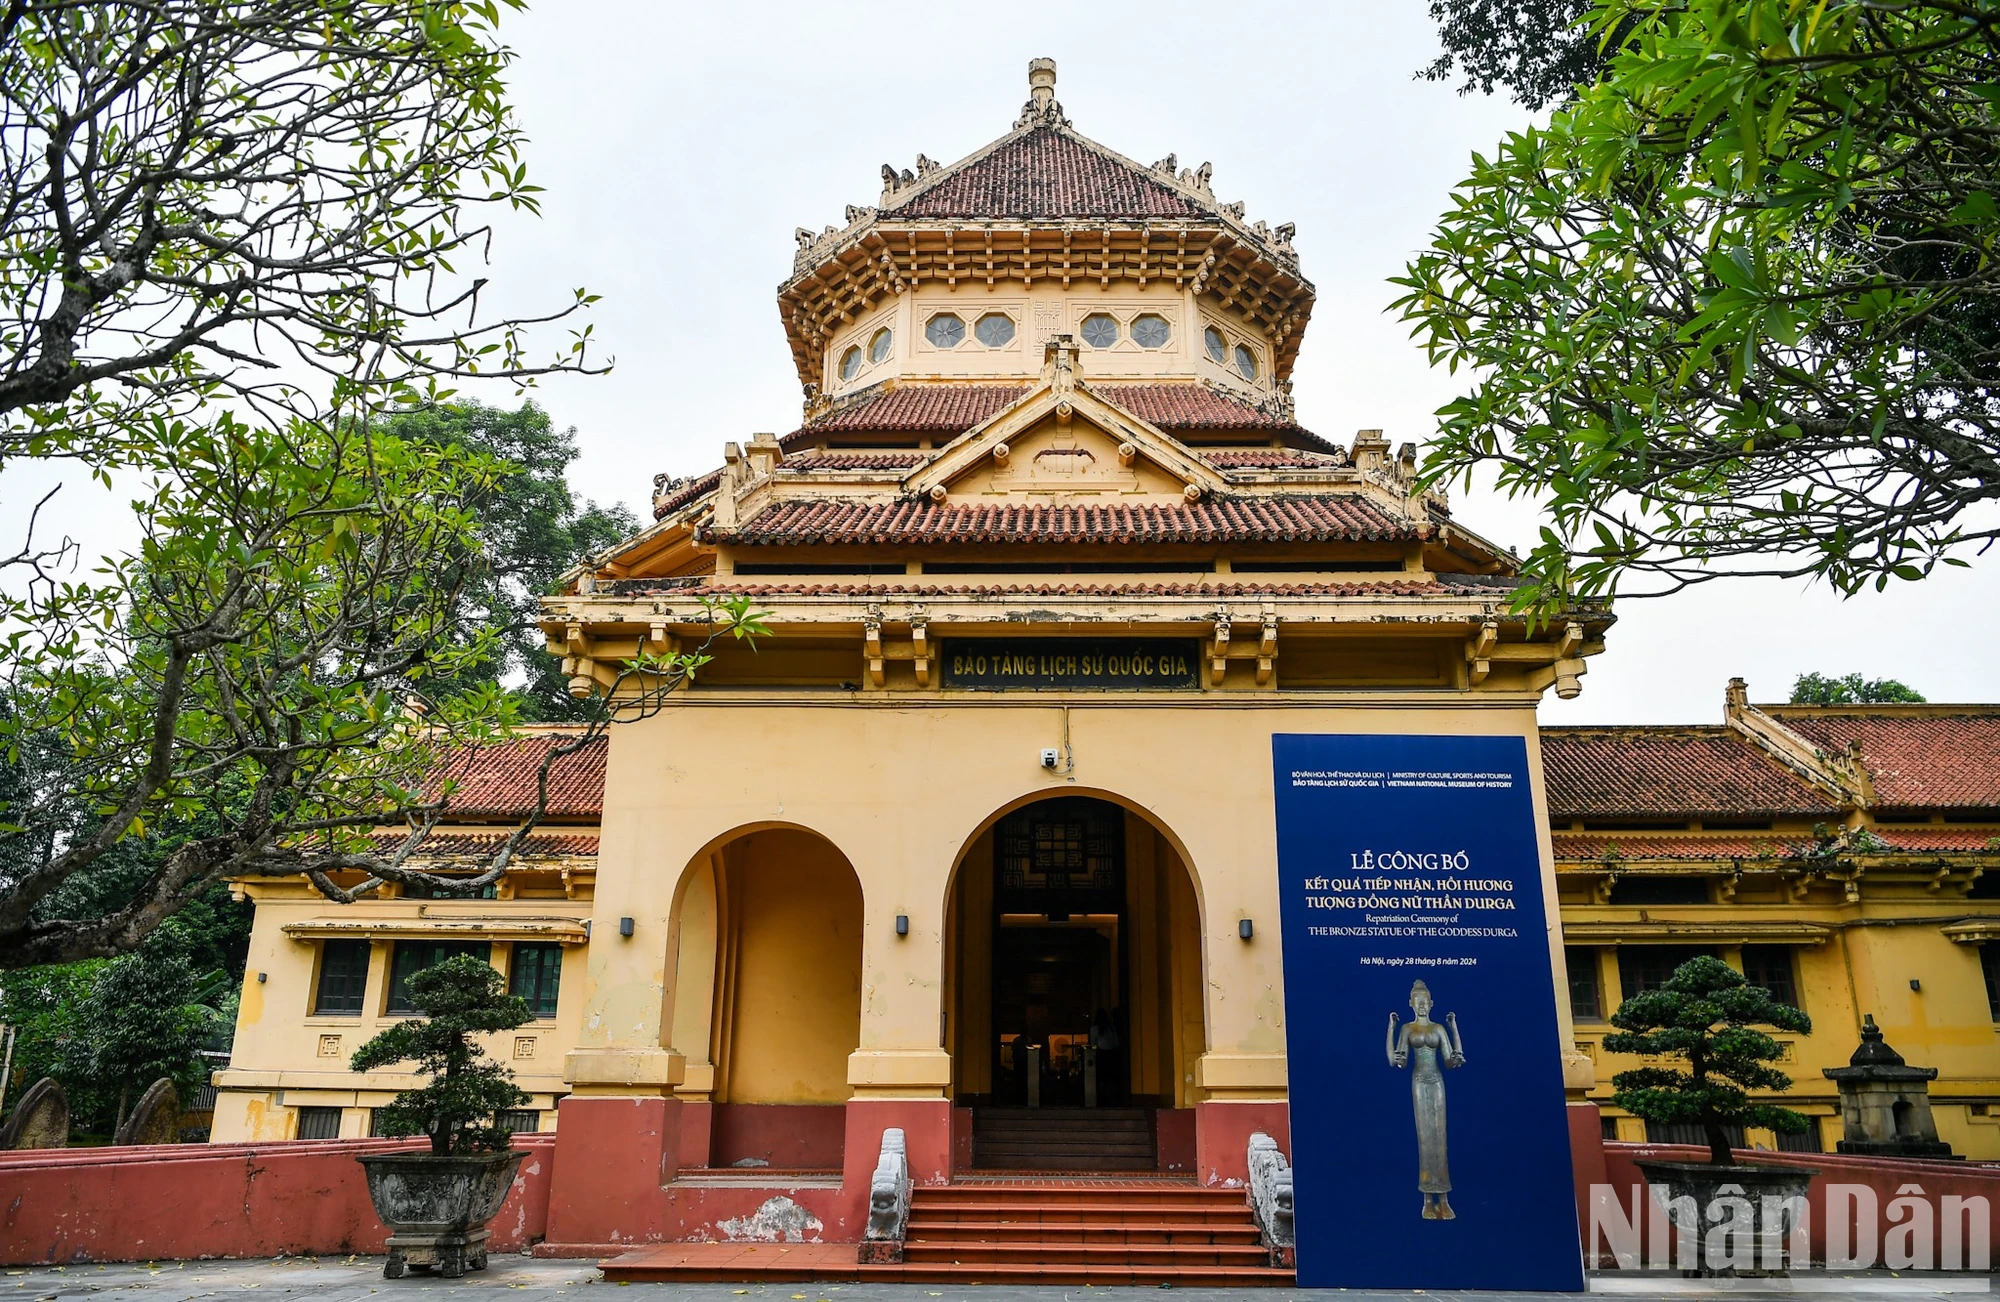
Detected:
left=910, top=609, right=931, bottom=687
left=864, top=606, right=886, bottom=688
left=1465, top=619, right=1498, bottom=686
left=1207, top=605, right=1278, bottom=687
left=1256, top=602, right=1278, bottom=686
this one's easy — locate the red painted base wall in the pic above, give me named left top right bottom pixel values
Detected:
left=11, top=1102, right=1998, bottom=1266
left=1594, top=1142, right=2000, bottom=1269
left=707, top=1104, right=846, bottom=1170
left=0, top=1135, right=552, bottom=1266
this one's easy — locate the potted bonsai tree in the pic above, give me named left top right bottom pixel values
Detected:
left=351, top=954, right=533, bottom=1279
left=1606, top=954, right=1817, bottom=1276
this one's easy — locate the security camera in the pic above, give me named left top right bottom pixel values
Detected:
left=1039, top=747, right=1061, bottom=770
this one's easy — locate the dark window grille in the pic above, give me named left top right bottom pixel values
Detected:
left=1606, top=876, right=1711, bottom=905
left=1776, top=1118, right=1822, bottom=1153
left=386, top=940, right=491, bottom=1014
left=1566, top=946, right=1602, bottom=1021
left=401, top=877, right=496, bottom=900
left=1741, top=945, right=1800, bottom=1009
left=313, top=940, right=370, bottom=1015
left=510, top=943, right=563, bottom=1019
left=1983, top=945, right=2000, bottom=1021
left=296, top=1106, right=343, bottom=1140
left=1645, top=1119, right=1745, bottom=1150
left=994, top=797, right=1123, bottom=913
left=497, top=1109, right=542, bottom=1134
left=1601, top=1115, right=1620, bottom=1141
left=1616, top=946, right=1717, bottom=1000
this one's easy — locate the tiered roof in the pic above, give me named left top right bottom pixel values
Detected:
left=883, top=129, right=1210, bottom=220
left=1543, top=691, right=2000, bottom=878
left=1541, top=727, right=1843, bottom=821
left=777, top=61, right=1313, bottom=388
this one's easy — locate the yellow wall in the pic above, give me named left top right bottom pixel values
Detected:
left=209, top=886, right=590, bottom=1142
left=562, top=694, right=1579, bottom=1106
left=713, top=830, right=863, bottom=1104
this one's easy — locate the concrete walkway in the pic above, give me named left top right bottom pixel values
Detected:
left=2, top=1257, right=1991, bottom=1302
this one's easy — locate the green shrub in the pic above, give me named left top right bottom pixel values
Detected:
left=1606, top=955, right=1811, bottom=1165
left=349, top=955, right=530, bottom=1155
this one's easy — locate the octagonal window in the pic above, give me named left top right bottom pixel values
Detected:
left=1233, top=343, right=1258, bottom=381
left=975, top=313, right=1016, bottom=347
left=1081, top=314, right=1119, bottom=349
left=1203, top=325, right=1227, bottom=363
left=926, top=314, right=965, bottom=348
left=1131, top=314, right=1171, bottom=349
left=869, top=327, right=893, bottom=365
left=839, top=345, right=862, bottom=382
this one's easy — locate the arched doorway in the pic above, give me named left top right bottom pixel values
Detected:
left=666, top=826, right=863, bottom=1171
left=944, top=794, right=1206, bottom=1170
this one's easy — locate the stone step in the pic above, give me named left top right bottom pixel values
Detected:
left=904, top=1219, right=1263, bottom=1244
left=902, top=1241, right=1273, bottom=1267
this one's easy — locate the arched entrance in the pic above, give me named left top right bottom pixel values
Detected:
left=944, top=794, right=1206, bottom=1171
left=666, top=826, right=863, bottom=1171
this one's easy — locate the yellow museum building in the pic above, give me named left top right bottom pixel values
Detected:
left=211, top=62, right=2000, bottom=1180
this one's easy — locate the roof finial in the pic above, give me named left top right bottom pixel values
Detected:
left=1029, top=58, right=1056, bottom=108
left=1016, top=57, right=1069, bottom=129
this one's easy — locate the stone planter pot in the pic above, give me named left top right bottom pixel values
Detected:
left=358, top=1149, right=525, bottom=1279
left=1634, top=1158, right=1819, bottom=1277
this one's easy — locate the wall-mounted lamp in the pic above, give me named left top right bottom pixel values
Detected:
left=895, top=914, right=910, bottom=937
left=1239, top=918, right=1254, bottom=941
left=583, top=919, right=592, bottom=940
left=1909, top=978, right=1922, bottom=992
left=257, top=972, right=267, bottom=984
left=618, top=916, right=635, bottom=938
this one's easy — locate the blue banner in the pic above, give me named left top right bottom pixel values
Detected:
left=1272, top=733, right=1583, bottom=1292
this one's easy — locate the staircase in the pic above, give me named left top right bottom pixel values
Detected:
left=895, top=1181, right=1291, bottom=1284
left=971, top=1106, right=1154, bottom=1170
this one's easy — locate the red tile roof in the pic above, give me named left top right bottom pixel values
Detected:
left=430, top=733, right=606, bottom=820
left=807, top=385, right=1028, bottom=433
left=1541, top=728, right=1841, bottom=820
left=889, top=129, right=1207, bottom=220
left=781, top=450, right=929, bottom=471
left=1553, top=834, right=1793, bottom=862
left=1771, top=712, right=2000, bottom=810
left=368, top=829, right=600, bottom=859
left=647, top=578, right=1491, bottom=599
left=1205, top=448, right=1346, bottom=470
left=1873, top=826, right=2000, bottom=852
left=655, top=468, right=723, bottom=519
left=1092, top=385, right=1299, bottom=432
left=702, top=495, right=1421, bottom=547
left=1551, top=825, right=1997, bottom=862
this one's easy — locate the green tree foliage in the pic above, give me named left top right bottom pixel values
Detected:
left=1790, top=672, right=1927, bottom=705
left=59, top=951, right=213, bottom=1130
left=0, top=0, right=597, bottom=457
left=1421, top=0, right=1604, bottom=109
left=350, top=955, right=530, bottom=1155
left=1606, top=955, right=1812, bottom=1165
left=386, top=402, right=638, bottom=720
left=1397, top=1, right=2000, bottom=611
left=0, top=1, right=712, bottom=971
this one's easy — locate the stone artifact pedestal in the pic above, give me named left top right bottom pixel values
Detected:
left=1823, top=1014, right=1958, bottom=1159
left=0, top=1078, right=69, bottom=1150
left=113, top=1079, right=181, bottom=1146
left=358, top=1150, right=524, bottom=1279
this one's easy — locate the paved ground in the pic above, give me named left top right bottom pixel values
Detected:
left=2, top=1257, right=1992, bottom=1302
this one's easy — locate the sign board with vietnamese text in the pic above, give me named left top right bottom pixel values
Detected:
left=1271, top=733, right=1583, bottom=1292
left=940, top=639, right=1198, bottom=690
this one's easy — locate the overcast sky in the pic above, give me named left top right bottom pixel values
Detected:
left=16, top=2, right=1999, bottom=723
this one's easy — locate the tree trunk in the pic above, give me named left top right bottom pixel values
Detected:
left=115, top=1081, right=129, bottom=1132
left=1704, top=1116, right=1733, bottom=1166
